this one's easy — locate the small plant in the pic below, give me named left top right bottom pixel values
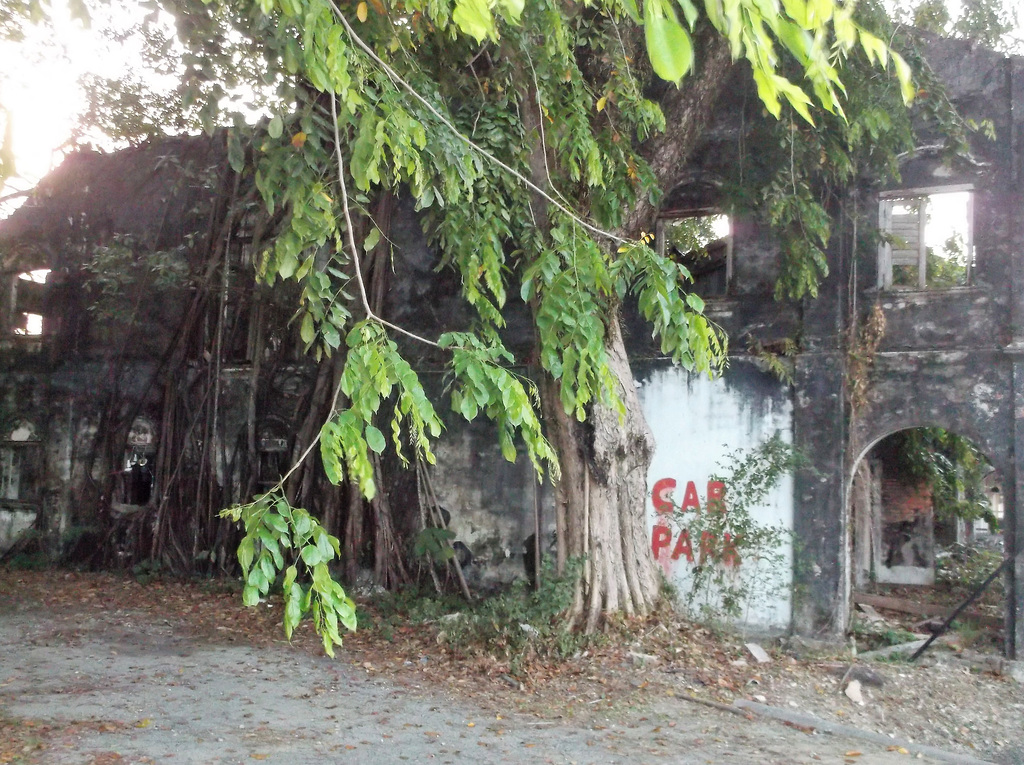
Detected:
left=746, top=336, right=798, bottom=385
left=952, top=618, right=985, bottom=650
left=379, top=558, right=588, bottom=677
left=667, top=435, right=807, bottom=627
left=847, top=303, right=886, bottom=412
left=132, top=557, right=163, bottom=585
left=412, top=527, right=456, bottom=563
left=936, top=543, right=1005, bottom=606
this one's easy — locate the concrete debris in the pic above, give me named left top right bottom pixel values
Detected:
left=858, top=639, right=929, bottom=661
left=628, top=650, right=660, bottom=666
left=783, top=635, right=843, bottom=660
left=1007, top=660, right=1024, bottom=684
left=844, top=679, right=865, bottom=706
left=824, top=663, right=885, bottom=688
left=856, top=603, right=886, bottom=623
left=745, top=642, right=772, bottom=664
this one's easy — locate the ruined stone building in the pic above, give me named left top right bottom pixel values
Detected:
left=1, top=36, right=1021, bottom=656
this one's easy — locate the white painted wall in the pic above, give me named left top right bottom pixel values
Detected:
left=0, top=509, right=35, bottom=551
left=638, top=364, right=795, bottom=631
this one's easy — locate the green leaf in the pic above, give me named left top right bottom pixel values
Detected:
left=775, top=75, right=815, bottom=125
left=259, top=553, right=276, bottom=584
left=237, top=536, right=254, bottom=574
left=283, top=564, right=298, bottom=591
left=452, top=0, right=494, bottom=42
left=496, top=0, right=524, bottom=23
left=891, top=51, right=915, bottom=105
left=859, top=30, right=888, bottom=67
left=316, top=530, right=335, bottom=561
left=278, top=251, right=299, bottom=279
left=364, top=227, right=382, bottom=252
left=620, top=0, right=641, bottom=23
left=365, top=424, right=386, bottom=453
left=675, top=0, right=699, bottom=28
left=300, top=312, right=315, bottom=344
left=293, top=510, right=312, bottom=538
left=242, top=584, right=260, bottom=607
left=301, top=545, right=323, bottom=566
left=644, top=0, right=693, bottom=83
left=267, top=115, right=284, bottom=139
left=227, top=130, right=245, bottom=173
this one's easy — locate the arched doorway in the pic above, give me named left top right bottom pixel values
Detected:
left=848, top=427, right=1005, bottom=652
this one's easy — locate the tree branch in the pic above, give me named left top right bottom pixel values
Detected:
left=624, top=31, right=735, bottom=236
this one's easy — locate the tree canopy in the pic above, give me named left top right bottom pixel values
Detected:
left=2, top=0, right=958, bottom=651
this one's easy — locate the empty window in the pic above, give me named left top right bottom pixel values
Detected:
left=117, top=418, right=158, bottom=506
left=878, top=188, right=973, bottom=290
left=1, top=421, right=41, bottom=504
left=10, top=269, right=50, bottom=336
left=657, top=212, right=732, bottom=297
left=257, top=428, right=290, bottom=491
left=0, top=448, right=20, bottom=500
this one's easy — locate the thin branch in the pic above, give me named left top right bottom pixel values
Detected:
left=325, top=0, right=628, bottom=245
left=525, top=48, right=573, bottom=214
left=329, top=92, right=441, bottom=349
left=0, top=188, right=31, bottom=205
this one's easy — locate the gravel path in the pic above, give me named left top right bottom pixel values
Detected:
left=0, top=601, right=969, bottom=765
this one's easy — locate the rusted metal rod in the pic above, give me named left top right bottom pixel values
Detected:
left=910, top=554, right=1013, bottom=662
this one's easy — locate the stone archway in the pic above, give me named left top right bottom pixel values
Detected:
left=848, top=425, right=1003, bottom=590
left=848, top=359, right=1018, bottom=655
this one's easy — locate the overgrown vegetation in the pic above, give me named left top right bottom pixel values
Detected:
left=666, top=435, right=806, bottom=627
left=0, top=0, right=1001, bottom=654
left=885, top=429, right=996, bottom=527
left=371, top=558, right=589, bottom=677
left=936, top=543, right=1005, bottom=606
left=850, top=617, right=919, bottom=651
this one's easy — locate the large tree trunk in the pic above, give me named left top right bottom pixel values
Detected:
left=543, top=316, right=660, bottom=631
left=534, top=31, right=735, bottom=631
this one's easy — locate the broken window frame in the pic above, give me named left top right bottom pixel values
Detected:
left=0, top=447, right=20, bottom=500
left=114, top=418, right=158, bottom=507
left=4, top=268, right=50, bottom=338
left=0, top=422, right=42, bottom=506
left=655, top=208, right=733, bottom=298
left=877, top=185, right=974, bottom=291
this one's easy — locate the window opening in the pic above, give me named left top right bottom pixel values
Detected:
left=10, top=269, right=50, bottom=336
left=0, top=421, right=41, bottom=504
left=117, top=418, right=157, bottom=506
left=18, top=270, right=50, bottom=284
left=257, top=433, right=290, bottom=491
left=657, top=212, right=732, bottom=297
left=878, top=188, right=973, bottom=290
left=0, top=448, right=20, bottom=500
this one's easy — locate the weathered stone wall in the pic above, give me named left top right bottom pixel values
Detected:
left=1, top=37, right=1022, bottom=655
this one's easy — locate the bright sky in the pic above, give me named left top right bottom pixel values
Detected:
left=0, top=1, right=172, bottom=197
left=1, top=4, right=91, bottom=187
left=0, top=1, right=1019, bottom=207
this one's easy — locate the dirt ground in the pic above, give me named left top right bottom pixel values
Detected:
left=0, top=570, right=1021, bottom=765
